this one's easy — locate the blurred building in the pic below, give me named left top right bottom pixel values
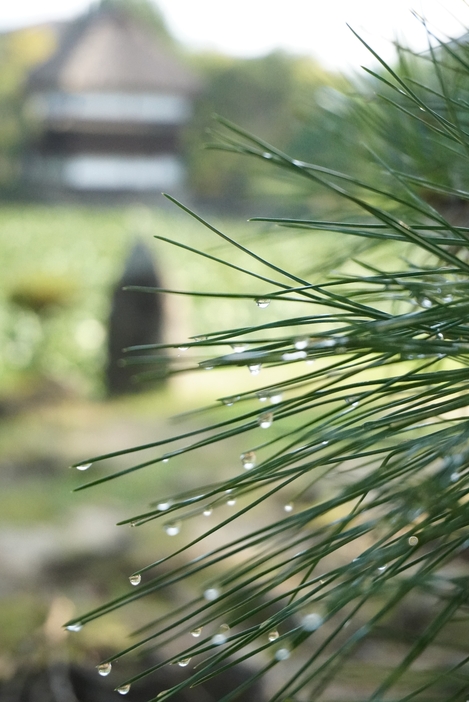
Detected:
left=24, top=8, right=200, bottom=197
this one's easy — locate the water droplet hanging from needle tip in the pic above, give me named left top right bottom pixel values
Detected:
left=97, top=663, right=112, bottom=677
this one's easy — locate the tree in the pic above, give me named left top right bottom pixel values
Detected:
left=187, top=51, right=343, bottom=210
left=67, top=18, right=469, bottom=702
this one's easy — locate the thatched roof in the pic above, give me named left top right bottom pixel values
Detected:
left=28, top=8, right=200, bottom=95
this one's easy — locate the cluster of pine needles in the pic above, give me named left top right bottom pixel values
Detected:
left=67, top=20, right=469, bottom=702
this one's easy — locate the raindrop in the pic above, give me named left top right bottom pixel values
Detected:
left=294, top=337, right=309, bottom=350
left=202, top=364, right=214, bottom=371
left=249, top=364, right=262, bottom=375
left=178, top=658, right=191, bottom=667
left=275, top=648, right=290, bottom=661
left=204, top=587, right=220, bottom=601
left=117, top=684, right=131, bottom=695
left=164, top=522, right=181, bottom=536
left=270, top=392, right=283, bottom=405
left=76, top=463, right=92, bottom=471
left=301, top=613, right=323, bottom=631
left=257, top=391, right=268, bottom=402
left=66, top=623, right=82, bottom=632
left=258, top=412, right=273, bottom=429
left=203, top=508, right=213, bottom=517
left=255, top=298, right=270, bottom=309
left=377, top=566, right=387, bottom=573
left=408, top=535, right=419, bottom=547
left=212, top=625, right=230, bottom=645
left=157, top=501, right=171, bottom=511
left=443, top=294, right=453, bottom=303
left=262, top=152, right=273, bottom=159
left=162, top=457, right=170, bottom=464
left=282, top=350, right=307, bottom=361
left=241, top=451, right=256, bottom=470
left=292, top=159, right=303, bottom=166
left=231, top=343, right=247, bottom=353
left=97, top=663, right=112, bottom=677
left=226, top=498, right=236, bottom=506
left=268, top=630, right=279, bottom=641
left=284, top=503, right=293, bottom=513
left=129, top=574, right=141, bottom=586
left=419, top=297, right=432, bottom=309
left=212, top=633, right=227, bottom=645
left=222, top=395, right=240, bottom=406
left=191, top=627, right=203, bottom=637
left=346, top=396, right=359, bottom=407
left=178, top=346, right=189, bottom=351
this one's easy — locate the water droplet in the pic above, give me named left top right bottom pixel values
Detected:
left=212, top=633, right=227, bottom=645
left=282, top=350, right=307, bottom=361
left=157, top=501, right=171, bottom=511
left=255, top=298, right=270, bottom=309
left=258, top=412, right=273, bottom=429
left=443, top=294, right=453, bottom=303
left=419, top=296, right=432, bottom=309
left=162, top=456, right=170, bottom=464
left=129, top=574, right=141, bottom=586
left=65, top=623, right=82, bottom=632
left=284, top=503, right=293, bottom=512
left=117, top=684, right=131, bottom=695
left=202, top=364, right=214, bottom=371
left=164, top=522, right=181, bottom=536
left=268, top=630, right=279, bottom=641
left=301, top=613, right=323, bottom=631
left=178, top=346, right=189, bottom=351
left=226, top=498, right=236, bottom=506
left=451, top=472, right=460, bottom=483
left=257, top=391, right=268, bottom=402
left=222, top=395, right=240, bottom=406
left=262, top=152, right=273, bottom=159
left=231, top=343, right=247, bottom=353
left=76, top=463, right=91, bottom=471
left=377, top=566, right=387, bottom=573
left=270, top=393, right=282, bottom=404
left=346, top=396, right=359, bottom=407
left=203, top=507, right=213, bottom=516
left=249, top=363, right=262, bottom=376
left=275, top=647, right=290, bottom=661
left=241, top=451, right=256, bottom=470
left=204, top=587, right=220, bottom=601
left=408, top=535, right=419, bottom=546
left=130, top=521, right=138, bottom=527
left=178, top=658, right=191, bottom=667
left=97, top=663, right=112, bottom=677
left=191, top=627, right=202, bottom=638
left=212, top=625, right=229, bottom=646
left=294, top=337, right=309, bottom=350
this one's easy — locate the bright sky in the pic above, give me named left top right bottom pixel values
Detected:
left=1, top=0, right=469, bottom=71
